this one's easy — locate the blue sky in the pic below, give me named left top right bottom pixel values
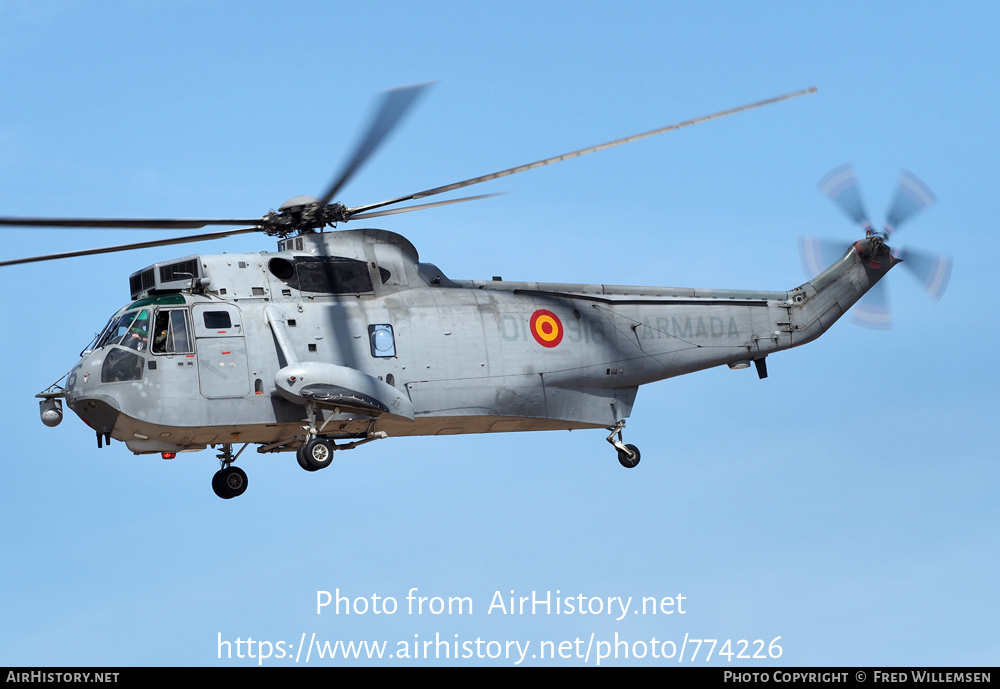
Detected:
left=0, top=0, right=996, bottom=667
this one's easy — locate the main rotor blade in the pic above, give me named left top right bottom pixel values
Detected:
left=348, top=193, right=503, bottom=221
left=0, top=227, right=260, bottom=267
left=349, top=87, right=818, bottom=217
left=316, top=83, right=431, bottom=208
left=885, top=170, right=936, bottom=232
left=817, top=163, right=870, bottom=228
left=0, top=217, right=261, bottom=229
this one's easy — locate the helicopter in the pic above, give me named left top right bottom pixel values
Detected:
left=0, top=84, right=951, bottom=499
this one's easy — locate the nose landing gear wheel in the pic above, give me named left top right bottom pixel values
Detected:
left=298, top=437, right=334, bottom=471
left=617, top=444, right=640, bottom=469
left=212, top=465, right=248, bottom=499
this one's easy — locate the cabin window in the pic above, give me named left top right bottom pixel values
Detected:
left=152, top=309, right=193, bottom=354
left=203, top=310, right=233, bottom=329
left=369, top=324, right=396, bottom=357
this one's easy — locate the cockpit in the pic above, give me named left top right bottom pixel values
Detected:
left=83, top=299, right=195, bottom=383
left=94, top=308, right=153, bottom=352
left=89, top=300, right=193, bottom=354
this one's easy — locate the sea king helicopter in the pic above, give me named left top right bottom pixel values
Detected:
left=1, top=85, right=951, bottom=499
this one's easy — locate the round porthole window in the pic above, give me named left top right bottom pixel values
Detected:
left=370, top=324, right=396, bottom=357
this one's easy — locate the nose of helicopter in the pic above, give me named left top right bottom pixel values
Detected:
left=62, top=349, right=123, bottom=439
left=66, top=395, right=121, bottom=439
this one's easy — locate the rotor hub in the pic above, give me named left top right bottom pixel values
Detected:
left=854, top=235, right=895, bottom=270
left=261, top=199, right=353, bottom=238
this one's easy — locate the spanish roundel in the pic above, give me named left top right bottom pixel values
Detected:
left=530, top=309, right=563, bottom=348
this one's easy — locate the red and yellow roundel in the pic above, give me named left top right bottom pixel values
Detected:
left=530, top=309, right=563, bottom=348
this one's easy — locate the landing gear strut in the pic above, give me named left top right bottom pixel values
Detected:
left=297, top=404, right=336, bottom=472
left=606, top=421, right=640, bottom=469
left=212, top=443, right=249, bottom=499
left=294, top=417, right=388, bottom=473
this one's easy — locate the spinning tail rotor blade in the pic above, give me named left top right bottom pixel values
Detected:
left=317, top=83, right=431, bottom=208
left=885, top=170, right=936, bottom=233
left=851, top=279, right=891, bottom=329
left=896, top=247, right=952, bottom=299
left=808, top=165, right=950, bottom=328
left=817, top=163, right=870, bottom=228
left=799, top=236, right=849, bottom=275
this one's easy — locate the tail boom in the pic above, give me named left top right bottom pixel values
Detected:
left=785, top=239, right=897, bottom=347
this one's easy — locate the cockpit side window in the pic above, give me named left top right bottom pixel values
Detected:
left=152, top=309, right=192, bottom=354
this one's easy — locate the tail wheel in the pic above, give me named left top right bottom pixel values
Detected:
left=617, top=444, right=641, bottom=469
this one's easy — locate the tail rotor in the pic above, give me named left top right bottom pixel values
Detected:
left=885, top=170, right=936, bottom=235
left=817, top=163, right=872, bottom=232
left=801, top=164, right=952, bottom=328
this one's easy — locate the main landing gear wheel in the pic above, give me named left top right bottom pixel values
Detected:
left=617, top=444, right=641, bottom=469
left=212, top=465, right=248, bottom=499
left=296, top=449, right=319, bottom=472
left=297, top=437, right=334, bottom=471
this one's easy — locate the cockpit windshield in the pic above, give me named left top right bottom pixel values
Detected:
left=93, top=309, right=152, bottom=351
left=82, top=317, right=115, bottom=355
left=84, top=304, right=193, bottom=357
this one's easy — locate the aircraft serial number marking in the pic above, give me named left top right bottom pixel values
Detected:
left=499, top=315, right=740, bottom=344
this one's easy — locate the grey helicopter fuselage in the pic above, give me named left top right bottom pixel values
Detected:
left=12, top=86, right=942, bottom=499
left=52, top=227, right=894, bottom=457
